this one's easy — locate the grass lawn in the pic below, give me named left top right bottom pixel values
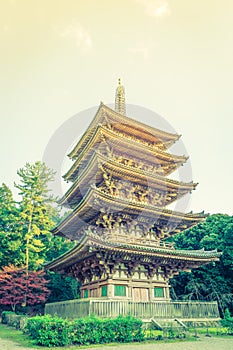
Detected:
left=144, top=326, right=229, bottom=339
left=0, top=323, right=40, bottom=349
left=188, top=326, right=229, bottom=337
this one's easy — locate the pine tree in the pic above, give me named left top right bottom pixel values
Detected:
left=14, top=162, right=61, bottom=271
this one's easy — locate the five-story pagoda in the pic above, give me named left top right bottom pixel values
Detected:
left=46, top=80, right=220, bottom=303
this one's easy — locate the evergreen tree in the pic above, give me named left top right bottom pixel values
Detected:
left=14, top=162, right=57, bottom=271
left=170, top=214, right=233, bottom=315
left=0, top=184, right=23, bottom=266
left=14, top=161, right=73, bottom=271
left=0, top=162, right=77, bottom=307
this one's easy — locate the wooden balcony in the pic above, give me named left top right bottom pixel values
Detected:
left=45, top=298, right=220, bottom=321
left=102, top=232, right=175, bottom=249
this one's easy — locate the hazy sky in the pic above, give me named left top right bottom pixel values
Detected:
left=1, top=0, right=233, bottom=215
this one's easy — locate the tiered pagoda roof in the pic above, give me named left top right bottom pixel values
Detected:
left=68, top=103, right=180, bottom=161
left=54, top=186, right=206, bottom=240
left=60, top=152, right=197, bottom=209
left=47, top=233, right=221, bottom=280
left=46, top=80, right=220, bottom=282
left=64, top=123, right=187, bottom=182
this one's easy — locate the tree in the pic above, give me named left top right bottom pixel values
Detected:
left=170, top=214, right=233, bottom=315
left=47, top=272, right=80, bottom=302
left=0, top=184, right=23, bottom=267
left=0, top=162, right=75, bottom=305
left=0, top=265, right=50, bottom=311
left=14, top=162, right=62, bottom=271
left=0, top=161, right=74, bottom=271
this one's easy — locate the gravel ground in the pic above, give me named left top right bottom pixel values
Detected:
left=0, top=336, right=233, bottom=350
left=84, top=336, right=233, bottom=350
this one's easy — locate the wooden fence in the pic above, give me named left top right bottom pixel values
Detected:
left=45, top=299, right=220, bottom=320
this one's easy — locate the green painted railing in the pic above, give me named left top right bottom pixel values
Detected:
left=45, top=299, right=220, bottom=320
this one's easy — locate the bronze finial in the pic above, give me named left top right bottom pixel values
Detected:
left=115, top=78, right=126, bottom=115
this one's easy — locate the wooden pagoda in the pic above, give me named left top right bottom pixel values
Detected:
left=46, top=80, right=220, bottom=305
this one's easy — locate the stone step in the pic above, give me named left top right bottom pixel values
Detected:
left=151, top=318, right=187, bottom=331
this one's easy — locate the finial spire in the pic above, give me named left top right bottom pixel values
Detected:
left=115, top=78, right=126, bottom=115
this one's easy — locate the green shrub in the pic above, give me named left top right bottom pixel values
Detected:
left=25, top=314, right=145, bottom=347
left=221, top=308, right=233, bottom=335
left=1, top=311, right=15, bottom=324
left=156, top=334, right=163, bottom=340
left=70, top=316, right=116, bottom=345
left=19, top=316, right=28, bottom=330
left=1, top=312, right=28, bottom=330
left=26, top=315, right=72, bottom=347
left=167, top=327, right=175, bottom=339
left=6, top=314, right=21, bottom=329
left=109, top=315, right=144, bottom=343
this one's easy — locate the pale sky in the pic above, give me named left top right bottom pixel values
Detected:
left=1, top=0, right=233, bottom=215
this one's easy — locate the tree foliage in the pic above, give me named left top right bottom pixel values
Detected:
left=0, top=162, right=77, bottom=308
left=15, top=162, right=60, bottom=270
left=221, top=308, right=233, bottom=334
left=47, top=272, right=80, bottom=303
left=0, top=184, right=23, bottom=267
left=0, top=265, right=50, bottom=311
left=0, top=162, right=73, bottom=270
left=170, top=214, right=233, bottom=315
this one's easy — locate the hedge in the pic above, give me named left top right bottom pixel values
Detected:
left=1, top=311, right=15, bottom=324
left=1, top=311, right=28, bottom=330
left=25, top=314, right=144, bottom=347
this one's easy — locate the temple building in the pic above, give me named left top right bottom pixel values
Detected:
left=46, top=80, right=220, bottom=305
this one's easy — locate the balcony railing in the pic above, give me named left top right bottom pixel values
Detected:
left=45, top=299, right=220, bottom=320
left=102, top=232, right=175, bottom=249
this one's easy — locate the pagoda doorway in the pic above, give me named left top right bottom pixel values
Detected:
left=133, top=287, right=149, bottom=302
